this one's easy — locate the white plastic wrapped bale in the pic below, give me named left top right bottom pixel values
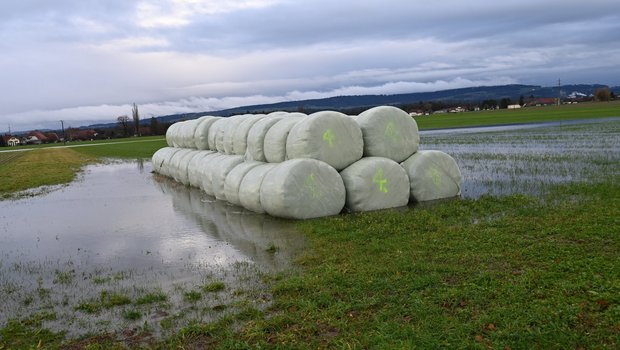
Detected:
left=223, top=115, right=249, bottom=154
left=224, top=161, right=262, bottom=206
left=207, top=118, right=228, bottom=152
left=232, top=114, right=266, bottom=155
left=169, top=148, right=194, bottom=183
left=181, top=120, right=201, bottom=149
left=152, top=147, right=181, bottom=175
left=187, top=151, right=215, bottom=188
left=199, top=153, right=226, bottom=194
left=165, top=122, right=181, bottom=147
left=176, top=150, right=204, bottom=185
left=340, top=157, right=410, bottom=212
left=263, top=114, right=305, bottom=163
left=157, top=147, right=183, bottom=177
left=286, top=111, right=363, bottom=170
left=261, top=159, right=346, bottom=219
left=238, top=163, right=278, bottom=213
left=401, top=150, right=462, bottom=202
left=245, top=115, right=286, bottom=162
left=212, top=155, right=245, bottom=200
left=194, top=116, right=221, bottom=150
left=356, top=106, right=420, bottom=162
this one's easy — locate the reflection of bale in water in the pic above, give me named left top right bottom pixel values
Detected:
left=401, top=150, right=462, bottom=202
left=340, top=157, right=410, bottom=212
left=154, top=176, right=304, bottom=271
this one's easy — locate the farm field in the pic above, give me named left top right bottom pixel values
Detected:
left=0, top=118, right=618, bottom=349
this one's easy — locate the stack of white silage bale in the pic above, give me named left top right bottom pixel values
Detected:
left=152, top=106, right=462, bottom=219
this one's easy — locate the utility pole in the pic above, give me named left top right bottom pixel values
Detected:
left=557, top=78, right=561, bottom=106
left=60, top=120, right=66, bottom=145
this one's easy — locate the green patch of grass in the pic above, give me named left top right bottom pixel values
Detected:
left=184, top=290, right=202, bottom=302
left=0, top=148, right=93, bottom=197
left=122, top=309, right=142, bottom=321
left=231, top=181, right=620, bottom=349
left=202, top=281, right=226, bottom=293
left=75, top=291, right=132, bottom=314
left=0, top=319, right=65, bottom=349
left=72, top=137, right=166, bottom=158
left=265, top=243, right=279, bottom=253
left=415, top=100, right=620, bottom=129
left=135, top=291, right=168, bottom=305
left=53, top=269, right=75, bottom=285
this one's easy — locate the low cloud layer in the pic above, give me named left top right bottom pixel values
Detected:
left=1, top=0, right=619, bottom=131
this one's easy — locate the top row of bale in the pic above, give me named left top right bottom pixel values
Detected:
left=165, top=106, right=420, bottom=170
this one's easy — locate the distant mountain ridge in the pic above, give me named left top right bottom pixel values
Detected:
left=87, top=84, right=619, bottom=128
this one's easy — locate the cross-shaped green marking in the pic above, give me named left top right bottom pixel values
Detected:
left=373, top=168, right=389, bottom=193
left=384, top=121, right=399, bottom=142
left=323, top=128, right=335, bottom=147
left=304, top=173, right=321, bottom=198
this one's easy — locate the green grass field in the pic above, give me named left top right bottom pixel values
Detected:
left=415, top=101, right=620, bottom=129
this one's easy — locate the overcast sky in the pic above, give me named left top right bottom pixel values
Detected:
left=2, top=0, right=619, bottom=131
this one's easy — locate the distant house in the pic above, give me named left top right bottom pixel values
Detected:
left=45, top=132, right=59, bottom=142
left=22, top=136, right=41, bottom=145
left=507, top=104, right=522, bottom=109
left=525, top=98, right=557, bottom=107
left=27, top=131, right=49, bottom=143
left=68, top=129, right=98, bottom=141
left=7, top=136, right=20, bottom=146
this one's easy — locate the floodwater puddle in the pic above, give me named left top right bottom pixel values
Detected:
left=0, top=161, right=305, bottom=337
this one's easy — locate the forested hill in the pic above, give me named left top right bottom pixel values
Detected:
left=89, top=84, right=617, bottom=127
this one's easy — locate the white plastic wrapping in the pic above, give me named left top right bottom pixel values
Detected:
left=152, top=147, right=181, bottom=175
left=165, top=122, right=181, bottom=148
left=187, top=150, right=215, bottom=188
left=224, top=161, right=262, bottom=206
left=212, top=155, right=245, bottom=200
left=232, top=114, right=266, bottom=155
left=401, top=150, right=462, bottom=202
left=245, top=116, right=285, bottom=162
left=264, top=114, right=305, bottom=163
left=175, top=150, right=202, bottom=185
left=223, top=115, right=248, bottom=154
left=200, top=153, right=226, bottom=195
left=261, top=159, right=346, bottom=219
left=207, top=118, right=228, bottom=152
left=356, top=106, right=419, bottom=162
left=340, top=157, right=410, bottom=212
left=286, top=111, right=363, bottom=170
left=194, top=116, right=221, bottom=150
left=168, top=148, right=193, bottom=182
left=238, top=163, right=278, bottom=213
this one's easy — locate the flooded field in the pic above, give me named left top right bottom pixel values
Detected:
left=421, top=118, right=620, bottom=198
left=0, top=161, right=305, bottom=337
left=0, top=118, right=618, bottom=339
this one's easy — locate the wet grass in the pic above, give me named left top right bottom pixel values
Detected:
left=415, top=100, right=620, bottom=129
left=0, top=148, right=93, bottom=198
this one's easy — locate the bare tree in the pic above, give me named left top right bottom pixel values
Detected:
left=132, top=103, right=140, bottom=136
left=117, top=115, right=130, bottom=137
left=595, top=87, right=611, bottom=102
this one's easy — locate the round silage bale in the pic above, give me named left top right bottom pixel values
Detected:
left=187, top=150, right=215, bottom=188
left=176, top=150, right=203, bottom=185
left=356, top=106, right=419, bottom=162
left=224, top=161, right=263, bottom=206
left=401, top=150, right=462, bottom=202
left=169, top=148, right=194, bottom=183
left=260, top=159, right=346, bottom=219
left=199, top=153, right=226, bottom=194
left=165, top=122, right=182, bottom=148
left=182, top=119, right=202, bottom=149
left=152, top=147, right=180, bottom=175
left=223, top=115, right=249, bottom=154
left=245, top=116, right=286, bottom=162
left=340, top=157, right=410, bottom=212
left=194, top=116, right=221, bottom=150
left=212, top=155, right=245, bottom=200
left=232, top=114, right=266, bottom=155
left=286, top=111, right=363, bottom=170
left=263, top=114, right=305, bottom=163
left=238, top=163, right=278, bottom=213
left=207, top=118, right=228, bottom=151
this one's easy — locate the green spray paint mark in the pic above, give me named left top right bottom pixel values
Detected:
left=304, top=173, right=322, bottom=199
left=323, top=129, right=335, bottom=147
left=427, top=167, right=442, bottom=188
left=384, top=122, right=400, bottom=142
left=373, top=168, right=389, bottom=193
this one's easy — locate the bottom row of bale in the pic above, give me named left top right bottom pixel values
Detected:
left=153, top=147, right=462, bottom=219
